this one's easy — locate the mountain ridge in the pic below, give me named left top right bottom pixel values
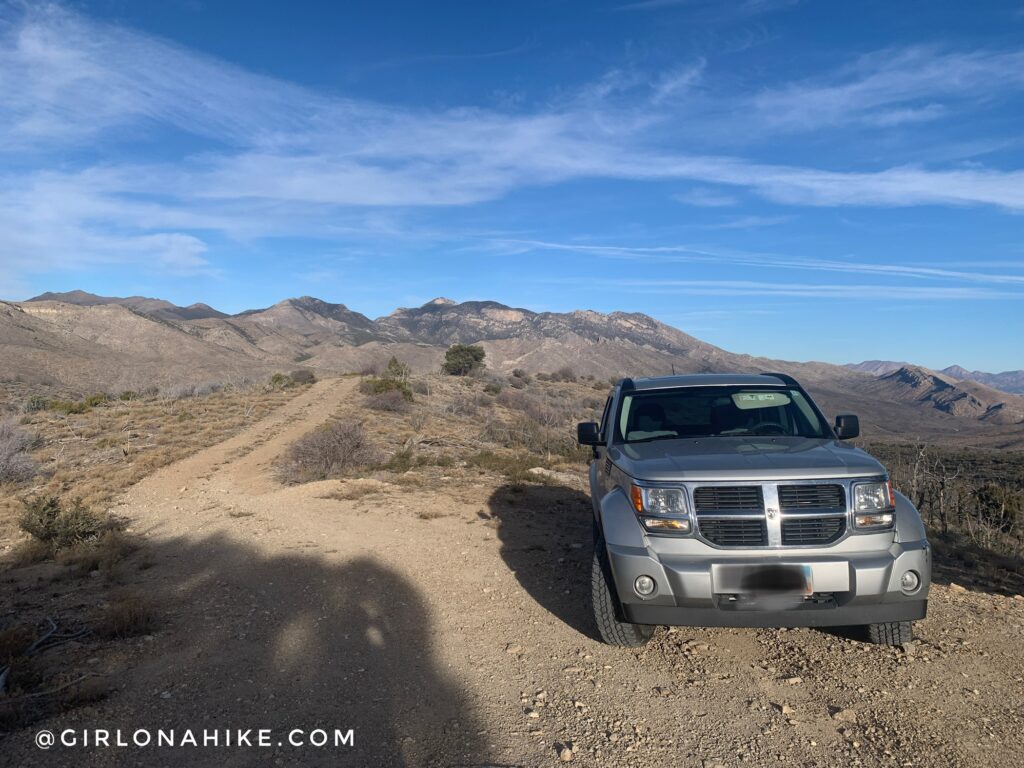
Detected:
left=5, top=291, right=1023, bottom=445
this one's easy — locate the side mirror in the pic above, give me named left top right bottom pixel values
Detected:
left=577, top=421, right=601, bottom=446
left=834, top=414, right=860, bottom=440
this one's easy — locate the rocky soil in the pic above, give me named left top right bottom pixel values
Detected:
left=4, top=377, right=1023, bottom=767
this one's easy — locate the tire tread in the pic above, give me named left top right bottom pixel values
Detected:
left=591, top=539, right=654, bottom=647
left=867, top=620, right=913, bottom=647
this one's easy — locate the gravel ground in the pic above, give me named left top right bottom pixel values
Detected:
left=5, top=378, right=1023, bottom=767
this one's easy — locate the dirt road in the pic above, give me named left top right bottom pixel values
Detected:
left=8, top=377, right=1024, bottom=767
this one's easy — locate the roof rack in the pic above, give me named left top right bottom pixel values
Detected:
left=760, top=371, right=801, bottom=388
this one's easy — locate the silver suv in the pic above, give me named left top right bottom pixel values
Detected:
left=577, top=373, right=930, bottom=648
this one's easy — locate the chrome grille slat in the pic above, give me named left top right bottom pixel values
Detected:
left=778, top=484, right=845, bottom=512
left=781, top=516, right=846, bottom=545
left=698, top=519, right=767, bottom=547
left=693, top=486, right=764, bottom=514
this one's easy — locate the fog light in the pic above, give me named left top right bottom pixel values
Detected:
left=634, top=575, right=656, bottom=597
left=900, top=570, right=921, bottom=594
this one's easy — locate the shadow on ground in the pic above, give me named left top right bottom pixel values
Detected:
left=3, top=534, right=490, bottom=768
left=489, top=482, right=598, bottom=641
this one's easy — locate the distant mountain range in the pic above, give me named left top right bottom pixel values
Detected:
left=3, top=290, right=1022, bottom=448
left=846, top=360, right=1024, bottom=395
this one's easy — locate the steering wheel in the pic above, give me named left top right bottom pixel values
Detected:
left=752, top=422, right=788, bottom=435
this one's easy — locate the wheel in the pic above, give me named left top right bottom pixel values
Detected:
left=591, top=532, right=655, bottom=647
left=866, top=620, right=913, bottom=647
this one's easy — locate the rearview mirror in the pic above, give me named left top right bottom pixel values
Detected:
left=577, top=421, right=601, bottom=446
left=834, top=414, right=860, bottom=440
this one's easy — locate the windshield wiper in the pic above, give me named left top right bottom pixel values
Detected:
left=627, top=434, right=683, bottom=444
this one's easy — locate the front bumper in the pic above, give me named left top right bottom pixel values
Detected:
left=608, top=539, right=930, bottom=628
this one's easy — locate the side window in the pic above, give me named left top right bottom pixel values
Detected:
left=597, top=395, right=613, bottom=440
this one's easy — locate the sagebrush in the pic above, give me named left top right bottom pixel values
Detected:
left=277, top=421, right=380, bottom=483
left=0, top=420, right=40, bottom=484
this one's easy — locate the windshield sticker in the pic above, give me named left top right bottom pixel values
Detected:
left=732, top=391, right=792, bottom=410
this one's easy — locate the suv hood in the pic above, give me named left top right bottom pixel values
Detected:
left=611, top=437, right=885, bottom=482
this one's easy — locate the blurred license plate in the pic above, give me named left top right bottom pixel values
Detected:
left=714, top=564, right=814, bottom=595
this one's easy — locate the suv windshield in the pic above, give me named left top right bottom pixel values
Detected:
left=613, top=386, right=831, bottom=443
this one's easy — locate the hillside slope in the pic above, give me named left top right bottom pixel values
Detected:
left=4, top=293, right=1023, bottom=444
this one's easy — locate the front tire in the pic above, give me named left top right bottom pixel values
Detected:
left=867, top=620, right=913, bottom=647
left=591, top=533, right=655, bottom=647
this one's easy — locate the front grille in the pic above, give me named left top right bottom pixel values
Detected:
left=781, top=516, right=846, bottom=545
left=778, top=484, right=845, bottom=512
left=693, top=486, right=764, bottom=514
left=699, top=519, right=767, bottom=547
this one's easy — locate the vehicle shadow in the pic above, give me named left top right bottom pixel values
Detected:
left=490, top=482, right=599, bottom=641
left=3, top=534, right=490, bottom=768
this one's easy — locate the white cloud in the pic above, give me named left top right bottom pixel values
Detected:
left=753, top=46, right=1024, bottom=131
left=674, top=188, right=739, bottom=207
left=2, top=4, right=1024, bottom=283
left=586, top=278, right=1021, bottom=300
left=505, top=239, right=1024, bottom=287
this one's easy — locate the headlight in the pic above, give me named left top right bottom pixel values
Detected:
left=630, top=485, right=692, bottom=534
left=853, top=480, right=895, bottom=529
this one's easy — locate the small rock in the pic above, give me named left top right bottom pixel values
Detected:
left=785, top=676, right=803, bottom=685
left=526, top=709, right=540, bottom=719
left=949, top=583, right=967, bottom=593
left=831, top=708, right=857, bottom=723
left=559, top=746, right=574, bottom=762
left=505, top=643, right=524, bottom=655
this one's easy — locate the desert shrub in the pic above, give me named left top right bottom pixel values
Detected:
left=7, top=539, right=52, bottom=567
left=367, top=390, right=410, bottom=413
left=289, top=369, right=316, bottom=385
left=0, top=420, right=40, bottom=484
left=293, top=352, right=313, bottom=363
left=57, top=530, right=138, bottom=574
left=466, top=451, right=543, bottom=482
left=47, top=399, right=88, bottom=415
left=94, top=595, right=156, bottom=639
left=118, top=390, right=138, bottom=401
left=22, top=395, right=48, bottom=413
left=359, top=363, right=381, bottom=376
left=359, top=376, right=413, bottom=402
left=384, top=448, right=453, bottom=473
left=483, top=382, right=502, bottom=395
left=511, top=368, right=529, bottom=381
left=443, top=395, right=479, bottom=417
left=410, top=379, right=430, bottom=395
left=269, top=372, right=292, bottom=390
left=385, top=356, right=412, bottom=382
left=508, top=377, right=527, bottom=390
left=442, top=344, right=485, bottom=376
left=495, top=391, right=561, bottom=427
left=535, top=372, right=551, bottom=382
left=277, top=421, right=380, bottom=484
left=19, top=496, right=104, bottom=550
left=159, top=381, right=222, bottom=399
left=480, top=417, right=589, bottom=461
left=549, top=366, right=577, bottom=383
left=84, top=393, right=109, bottom=408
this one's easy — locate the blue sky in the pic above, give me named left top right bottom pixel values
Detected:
left=1, top=1, right=1023, bottom=371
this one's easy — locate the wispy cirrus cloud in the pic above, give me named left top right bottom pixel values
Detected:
left=2, top=3, right=1024, bottom=285
left=753, top=46, right=1024, bottom=131
left=576, top=278, right=1022, bottom=301
left=504, top=239, right=1024, bottom=288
